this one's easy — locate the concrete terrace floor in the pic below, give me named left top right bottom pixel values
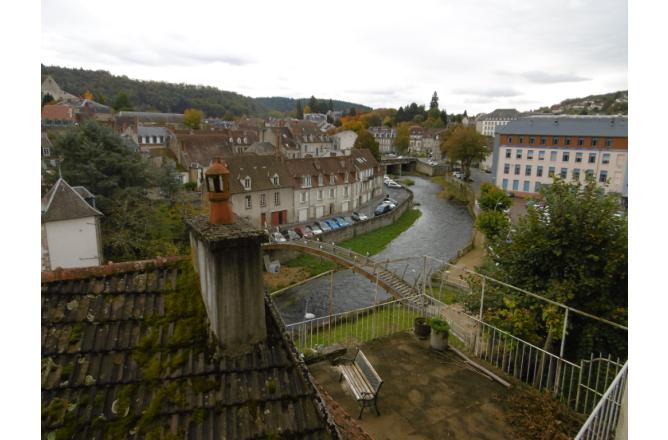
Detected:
left=309, top=332, right=517, bottom=440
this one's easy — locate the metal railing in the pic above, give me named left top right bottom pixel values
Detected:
left=574, top=361, right=628, bottom=440
left=285, top=293, right=624, bottom=420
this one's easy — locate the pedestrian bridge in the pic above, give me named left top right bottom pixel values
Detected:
left=262, top=240, right=422, bottom=301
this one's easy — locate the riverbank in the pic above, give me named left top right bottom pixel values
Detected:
left=263, top=208, right=422, bottom=293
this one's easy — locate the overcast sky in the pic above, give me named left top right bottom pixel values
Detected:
left=42, top=0, right=627, bottom=115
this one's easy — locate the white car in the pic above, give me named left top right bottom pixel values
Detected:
left=270, top=231, right=287, bottom=243
left=452, top=171, right=464, bottom=180
left=387, top=181, right=402, bottom=188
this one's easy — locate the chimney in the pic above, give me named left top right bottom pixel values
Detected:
left=186, top=161, right=268, bottom=353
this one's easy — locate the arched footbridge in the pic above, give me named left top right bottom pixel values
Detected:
left=262, top=240, right=422, bottom=301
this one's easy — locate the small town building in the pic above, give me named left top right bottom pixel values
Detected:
left=331, top=130, right=358, bottom=156
left=41, top=178, right=103, bottom=271
left=476, top=109, right=521, bottom=136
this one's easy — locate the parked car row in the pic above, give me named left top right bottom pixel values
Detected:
left=269, top=211, right=371, bottom=242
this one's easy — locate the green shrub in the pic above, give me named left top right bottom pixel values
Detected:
left=428, top=317, right=450, bottom=333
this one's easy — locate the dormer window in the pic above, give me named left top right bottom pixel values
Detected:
left=243, top=176, right=252, bottom=190
left=344, top=173, right=349, bottom=183
left=243, top=136, right=248, bottom=144
left=229, top=137, right=233, bottom=143
left=237, top=137, right=241, bottom=144
left=329, top=175, right=335, bottom=185
left=271, top=174, right=280, bottom=185
left=318, top=175, right=323, bottom=186
left=303, top=175, right=312, bottom=188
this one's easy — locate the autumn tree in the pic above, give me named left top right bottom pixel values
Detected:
left=183, top=108, right=204, bottom=130
left=394, top=123, right=410, bottom=153
left=478, top=182, right=511, bottom=211
left=353, top=129, right=380, bottom=161
left=440, top=126, right=488, bottom=180
left=83, top=90, right=94, bottom=100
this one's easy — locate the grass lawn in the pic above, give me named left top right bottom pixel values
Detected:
left=397, top=178, right=415, bottom=186
left=284, top=208, right=422, bottom=278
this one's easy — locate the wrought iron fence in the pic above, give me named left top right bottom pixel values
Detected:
left=574, top=361, right=628, bottom=440
left=285, top=293, right=624, bottom=422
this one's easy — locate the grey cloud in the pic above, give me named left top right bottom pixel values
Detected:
left=453, top=87, right=522, bottom=98
left=505, top=71, right=591, bottom=84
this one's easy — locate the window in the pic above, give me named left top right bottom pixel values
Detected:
left=523, top=181, right=530, bottom=192
left=300, top=191, right=307, bottom=203
left=572, top=169, right=580, bottom=180
left=525, top=165, right=532, bottom=176
left=602, top=153, right=610, bottom=164
left=516, top=149, right=522, bottom=159
left=317, top=189, right=323, bottom=200
left=514, top=164, right=521, bottom=175
left=329, top=188, right=335, bottom=198
left=575, top=152, right=583, bottom=163
left=504, top=164, right=510, bottom=174
left=318, top=175, right=323, bottom=186
left=502, top=178, right=509, bottom=190
left=550, top=151, right=557, bottom=161
left=560, top=168, right=568, bottom=179
left=243, top=177, right=252, bottom=190
left=527, top=150, right=534, bottom=160
left=586, top=169, right=594, bottom=178
left=260, top=193, right=266, bottom=207
left=519, top=136, right=524, bottom=144
left=599, top=170, right=608, bottom=183
left=507, top=136, right=513, bottom=144
left=344, top=173, right=349, bottom=183
left=505, top=149, right=511, bottom=159
left=330, top=175, right=335, bottom=185
left=303, top=175, right=312, bottom=187
left=605, top=138, right=612, bottom=147
left=592, top=137, right=598, bottom=147
left=272, top=174, right=280, bottom=185
left=548, top=166, right=555, bottom=177
left=512, top=180, right=519, bottom=191
left=274, top=192, right=280, bottom=206
left=562, top=152, right=569, bottom=162
left=540, top=137, right=546, bottom=145
left=42, top=147, right=50, bottom=156
left=537, top=166, right=543, bottom=177
left=535, top=182, right=542, bottom=192
left=588, top=153, right=597, bottom=163
left=344, top=185, right=349, bottom=197
left=578, top=137, right=584, bottom=146
left=538, top=151, right=545, bottom=161
left=552, top=137, right=559, bottom=145
left=529, top=137, right=535, bottom=145
left=152, top=136, right=157, bottom=143
left=244, top=195, right=252, bottom=210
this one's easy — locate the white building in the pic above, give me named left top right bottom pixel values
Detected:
left=492, top=116, right=628, bottom=199
left=42, top=179, right=104, bottom=271
left=332, top=130, right=358, bottom=156
left=476, top=109, right=521, bottom=137
left=369, top=127, right=396, bottom=154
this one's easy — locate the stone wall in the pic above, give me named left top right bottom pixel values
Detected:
left=415, top=161, right=446, bottom=176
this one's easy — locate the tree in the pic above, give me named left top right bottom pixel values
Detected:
left=478, top=183, right=511, bottom=211
left=440, top=126, right=488, bottom=180
left=348, top=107, right=356, bottom=117
left=394, top=124, right=410, bottom=153
left=96, top=93, right=106, bottom=105
left=183, top=108, right=204, bottom=129
left=112, top=92, right=132, bottom=111
left=472, top=178, right=627, bottom=360
left=42, top=93, right=54, bottom=107
left=308, top=96, right=318, bottom=113
left=475, top=210, right=510, bottom=240
left=328, top=99, right=334, bottom=111
left=353, top=129, right=380, bottom=161
left=303, top=105, right=312, bottom=114
left=429, top=91, right=439, bottom=111
left=83, top=90, right=94, bottom=100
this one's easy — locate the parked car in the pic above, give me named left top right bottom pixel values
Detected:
left=269, top=231, right=287, bottom=243
left=452, top=171, right=464, bottom=180
left=335, top=217, right=351, bottom=227
left=316, top=221, right=332, bottom=232
left=309, top=224, right=323, bottom=235
left=294, top=225, right=314, bottom=238
left=343, top=216, right=354, bottom=225
left=324, top=219, right=340, bottom=230
left=374, top=202, right=394, bottom=216
left=387, top=181, right=402, bottom=189
left=351, top=211, right=369, bottom=222
left=383, top=196, right=398, bottom=205
left=282, top=229, right=300, bottom=241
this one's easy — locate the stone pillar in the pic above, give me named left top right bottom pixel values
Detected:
left=186, top=215, right=267, bottom=354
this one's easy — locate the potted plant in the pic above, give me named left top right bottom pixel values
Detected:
left=428, top=317, right=450, bottom=351
left=414, top=317, right=431, bottom=339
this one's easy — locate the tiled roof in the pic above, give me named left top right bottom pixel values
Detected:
left=138, top=126, right=171, bottom=137
left=116, top=112, right=184, bottom=123
left=283, top=149, right=379, bottom=187
left=42, top=105, right=74, bottom=121
left=42, top=179, right=103, bottom=223
left=478, top=109, right=520, bottom=121
left=287, top=120, right=331, bottom=143
left=42, top=258, right=340, bottom=439
left=222, top=155, right=293, bottom=194
left=497, top=115, right=628, bottom=137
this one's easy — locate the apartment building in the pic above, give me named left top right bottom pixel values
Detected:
left=369, top=127, right=396, bottom=154
left=492, top=116, right=628, bottom=199
left=476, top=109, right=521, bottom=136
left=286, top=120, right=335, bottom=157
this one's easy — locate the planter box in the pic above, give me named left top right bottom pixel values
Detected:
left=430, top=329, right=449, bottom=351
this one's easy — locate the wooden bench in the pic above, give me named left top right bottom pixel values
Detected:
left=337, top=349, right=383, bottom=419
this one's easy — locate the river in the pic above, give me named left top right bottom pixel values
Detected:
left=274, top=175, right=474, bottom=324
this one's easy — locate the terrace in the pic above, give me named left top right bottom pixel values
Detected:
left=284, top=285, right=627, bottom=439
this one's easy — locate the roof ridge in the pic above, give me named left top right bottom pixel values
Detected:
left=41, top=256, right=188, bottom=282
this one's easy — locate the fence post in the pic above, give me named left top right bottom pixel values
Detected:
left=554, top=308, right=569, bottom=396
left=478, top=277, right=486, bottom=321
left=422, top=256, right=427, bottom=296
